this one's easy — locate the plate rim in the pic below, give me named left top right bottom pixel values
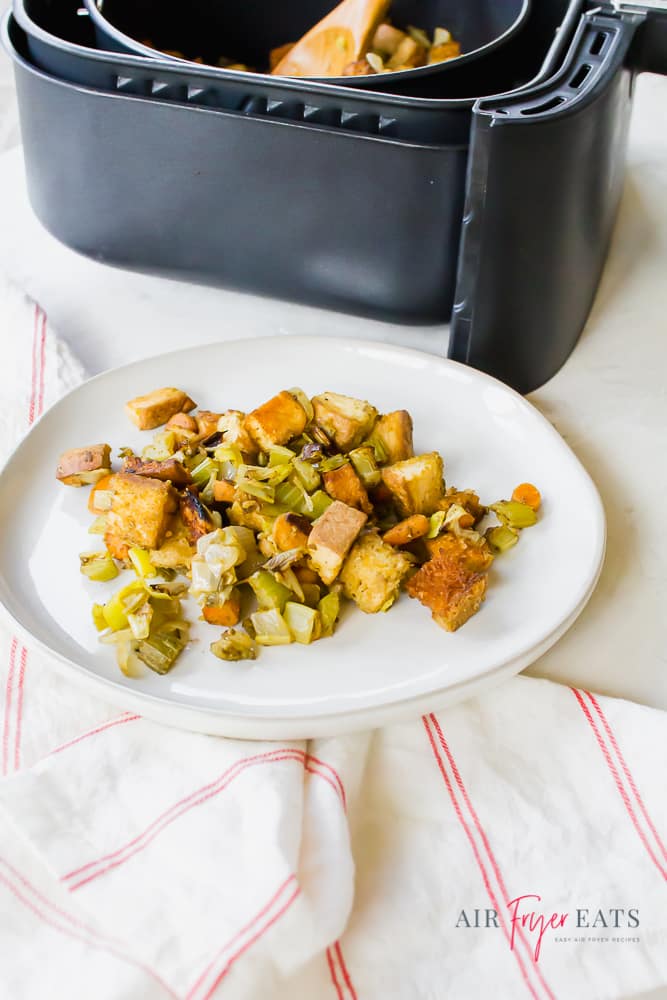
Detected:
left=0, top=335, right=607, bottom=735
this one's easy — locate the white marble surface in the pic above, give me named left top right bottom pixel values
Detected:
left=0, top=46, right=665, bottom=711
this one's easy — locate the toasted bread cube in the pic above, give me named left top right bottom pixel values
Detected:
left=56, top=444, right=111, bottom=486
left=125, top=388, right=196, bottom=431
left=340, top=531, right=413, bottom=613
left=273, top=512, right=311, bottom=552
left=322, top=463, right=372, bottom=514
left=307, top=500, right=367, bottom=585
left=217, top=410, right=258, bottom=458
left=196, top=411, right=222, bottom=438
left=246, top=391, right=308, bottom=452
left=150, top=514, right=195, bottom=571
left=179, top=487, right=214, bottom=544
left=106, top=473, right=176, bottom=549
left=372, top=22, right=407, bottom=56
left=381, top=452, right=444, bottom=517
left=382, top=514, right=429, bottom=547
left=386, top=37, right=426, bottom=70
left=122, top=455, right=191, bottom=486
left=311, top=392, right=378, bottom=452
left=373, top=410, right=414, bottom=464
left=406, top=549, right=487, bottom=631
left=424, top=534, right=494, bottom=572
left=428, top=40, right=460, bottom=64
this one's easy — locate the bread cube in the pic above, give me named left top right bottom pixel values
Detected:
left=424, top=534, right=494, bottom=572
left=381, top=452, right=444, bottom=517
left=406, top=547, right=487, bottom=632
left=373, top=410, right=414, bottom=464
left=56, top=444, right=111, bottom=486
left=322, top=463, right=372, bottom=514
left=106, top=473, right=176, bottom=549
left=246, top=391, right=308, bottom=451
left=340, top=531, right=413, bottom=613
left=150, top=515, right=195, bottom=571
left=179, top=487, right=214, bottom=543
left=217, top=410, right=258, bottom=457
left=311, top=392, right=377, bottom=451
left=125, top=388, right=196, bottom=431
left=307, top=500, right=367, bottom=585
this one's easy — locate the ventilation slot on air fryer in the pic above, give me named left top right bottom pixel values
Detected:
left=520, top=95, right=566, bottom=116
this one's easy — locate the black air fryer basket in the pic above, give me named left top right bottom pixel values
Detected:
left=5, top=0, right=667, bottom=392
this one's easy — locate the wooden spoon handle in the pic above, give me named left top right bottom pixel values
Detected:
left=272, top=0, right=390, bottom=77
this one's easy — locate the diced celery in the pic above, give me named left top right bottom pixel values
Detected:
left=275, top=480, right=312, bottom=515
left=427, top=510, right=447, bottom=538
left=490, top=501, right=537, bottom=530
left=349, top=447, right=381, bottom=488
left=284, top=602, right=320, bottom=644
left=292, top=458, right=321, bottom=492
left=248, top=570, right=292, bottom=612
left=301, top=583, right=321, bottom=608
left=250, top=608, right=293, bottom=646
left=128, top=546, right=155, bottom=579
left=308, top=490, right=333, bottom=521
left=142, top=430, right=177, bottom=461
left=407, top=24, right=431, bottom=46
left=288, top=387, right=314, bottom=422
left=433, top=26, right=452, bottom=45
left=79, top=552, right=119, bottom=583
left=486, top=525, right=520, bottom=553
left=319, top=454, right=347, bottom=473
left=191, top=457, right=217, bottom=488
left=88, top=515, right=108, bottom=535
left=135, top=628, right=187, bottom=674
left=102, top=581, right=146, bottom=631
left=210, top=629, right=258, bottom=661
left=269, top=445, right=295, bottom=466
left=362, top=434, right=388, bottom=465
left=213, top=444, right=244, bottom=465
left=236, top=478, right=275, bottom=503
left=91, top=603, right=107, bottom=632
left=318, top=591, right=341, bottom=637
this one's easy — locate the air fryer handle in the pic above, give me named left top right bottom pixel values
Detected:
left=448, top=9, right=653, bottom=394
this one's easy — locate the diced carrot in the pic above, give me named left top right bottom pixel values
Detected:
left=511, top=483, right=541, bottom=511
left=202, top=590, right=241, bottom=627
left=213, top=479, right=236, bottom=503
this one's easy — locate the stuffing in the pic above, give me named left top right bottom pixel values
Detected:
left=106, top=472, right=176, bottom=549
left=212, top=479, right=236, bottom=504
left=340, top=531, right=413, bottom=613
left=381, top=452, right=444, bottom=517
left=382, top=514, right=430, bottom=547
left=311, top=391, right=378, bottom=451
left=179, top=487, right=215, bottom=543
left=246, top=391, right=308, bottom=451
left=56, top=444, right=111, bottom=486
left=373, top=410, right=414, bottom=464
left=122, top=455, right=192, bottom=486
left=322, top=463, right=372, bottom=514
left=216, top=409, right=258, bottom=457
left=125, top=388, right=196, bottom=431
left=273, top=512, right=311, bottom=552
left=202, top=589, right=242, bottom=627
left=149, top=514, right=195, bottom=571
left=406, top=541, right=489, bottom=631
left=437, top=488, right=486, bottom=525
left=196, top=411, right=223, bottom=438
left=424, top=534, right=494, bottom=572
left=165, top=412, right=198, bottom=434
left=307, top=500, right=367, bottom=585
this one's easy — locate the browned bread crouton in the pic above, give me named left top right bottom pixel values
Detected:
left=311, top=392, right=377, bottom=451
left=125, top=388, right=195, bottom=431
left=273, top=512, right=311, bottom=552
left=373, top=410, right=414, bottom=464
left=216, top=410, right=258, bottom=458
left=122, top=455, right=192, bottom=486
left=382, top=514, right=429, bottom=547
left=246, top=391, right=308, bottom=451
left=307, top=500, right=367, bottom=585
left=56, top=444, right=111, bottom=486
left=150, top=514, right=195, bottom=571
left=424, top=534, right=494, bottom=572
left=381, top=452, right=444, bottom=517
left=179, top=487, right=215, bottom=543
left=106, top=473, right=176, bottom=549
left=196, top=411, right=223, bottom=438
left=406, top=545, right=488, bottom=632
left=340, top=531, right=413, bottom=613
left=322, top=463, right=372, bottom=514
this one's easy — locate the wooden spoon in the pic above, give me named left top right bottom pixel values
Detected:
left=271, top=0, right=391, bottom=78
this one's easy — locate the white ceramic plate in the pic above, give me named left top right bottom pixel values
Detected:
left=0, top=337, right=605, bottom=738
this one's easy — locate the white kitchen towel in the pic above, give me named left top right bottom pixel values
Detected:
left=0, top=281, right=666, bottom=1000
